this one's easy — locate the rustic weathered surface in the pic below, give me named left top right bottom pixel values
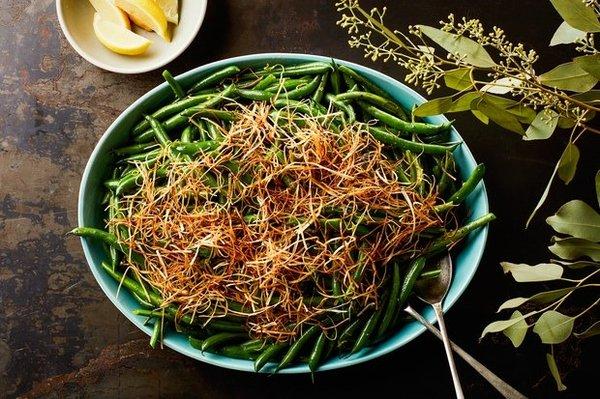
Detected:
left=0, top=1, right=597, bottom=398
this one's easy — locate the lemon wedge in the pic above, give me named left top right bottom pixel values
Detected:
left=154, top=0, right=179, bottom=25
left=114, top=0, right=170, bottom=42
left=93, top=13, right=152, bottom=55
left=89, top=0, right=131, bottom=29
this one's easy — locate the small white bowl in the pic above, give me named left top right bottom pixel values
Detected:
left=56, top=0, right=207, bottom=74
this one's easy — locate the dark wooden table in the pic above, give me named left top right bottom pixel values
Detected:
left=1, top=1, right=597, bottom=398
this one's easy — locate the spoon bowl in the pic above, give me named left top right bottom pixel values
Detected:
left=415, top=254, right=453, bottom=304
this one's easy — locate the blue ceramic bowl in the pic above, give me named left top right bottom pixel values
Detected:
left=78, top=53, right=489, bottom=374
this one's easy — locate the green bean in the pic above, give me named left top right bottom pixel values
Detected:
left=334, top=91, right=408, bottom=120
left=114, top=143, right=158, bottom=156
left=180, top=107, right=238, bottom=121
left=351, top=304, right=384, bottom=354
left=132, top=94, right=214, bottom=135
left=337, top=318, right=362, bottom=350
left=254, top=342, right=287, bottom=372
left=145, top=115, right=171, bottom=146
left=426, top=213, right=496, bottom=256
left=312, top=72, right=330, bottom=103
left=276, top=325, right=320, bottom=371
left=330, top=62, right=342, bottom=95
left=361, top=102, right=451, bottom=135
left=180, top=125, right=198, bottom=143
left=234, top=87, right=273, bottom=101
left=188, top=65, right=241, bottom=93
left=253, top=74, right=278, bottom=90
left=70, top=228, right=145, bottom=265
left=323, top=218, right=369, bottom=236
left=265, top=77, right=309, bottom=93
left=308, top=331, right=327, bottom=372
left=435, top=164, right=485, bottom=212
left=132, top=309, right=243, bottom=331
left=99, top=262, right=165, bottom=308
left=254, top=62, right=332, bottom=77
left=241, top=339, right=266, bottom=352
left=120, top=148, right=160, bottom=163
left=331, top=276, right=342, bottom=298
left=150, top=318, right=162, bottom=348
left=205, top=120, right=224, bottom=141
left=376, top=262, right=402, bottom=338
left=369, top=127, right=458, bottom=155
left=115, top=167, right=168, bottom=196
left=189, top=336, right=204, bottom=350
left=272, top=99, right=314, bottom=115
left=171, top=140, right=220, bottom=156
left=162, top=70, right=185, bottom=99
left=276, top=75, right=321, bottom=100
left=219, top=344, right=259, bottom=360
left=351, top=250, right=368, bottom=283
left=405, top=150, right=425, bottom=196
left=201, top=332, right=247, bottom=352
left=338, top=65, right=392, bottom=100
left=135, top=87, right=237, bottom=142
left=342, top=72, right=357, bottom=92
left=326, top=93, right=356, bottom=124
left=398, top=257, right=426, bottom=307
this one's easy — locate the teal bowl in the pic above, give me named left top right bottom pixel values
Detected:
left=78, top=53, right=489, bottom=374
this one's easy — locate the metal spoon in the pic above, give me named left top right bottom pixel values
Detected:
left=404, top=306, right=527, bottom=399
left=414, top=253, right=464, bottom=399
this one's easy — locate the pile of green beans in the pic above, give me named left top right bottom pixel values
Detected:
left=72, top=60, right=495, bottom=373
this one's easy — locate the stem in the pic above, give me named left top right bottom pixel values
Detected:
left=554, top=268, right=600, bottom=311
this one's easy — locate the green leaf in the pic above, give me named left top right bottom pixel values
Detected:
left=550, top=21, right=587, bottom=46
left=549, top=236, right=600, bottom=261
left=525, top=155, right=561, bottom=228
left=503, top=311, right=529, bottom=347
left=507, top=105, right=536, bottom=124
left=550, top=0, right=600, bottom=32
left=501, top=262, right=563, bottom=282
left=557, top=116, right=577, bottom=128
left=553, top=259, right=600, bottom=269
left=448, top=92, right=482, bottom=112
left=480, top=312, right=532, bottom=340
left=497, top=287, right=576, bottom=312
left=472, top=96, right=525, bottom=134
left=539, top=61, right=598, bottom=92
left=417, top=25, right=497, bottom=68
left=574, top=321, right=600, bottom=339
left=546, top=352, right=567, bottom=391
left=471, top=109, right=489, bottom=124
left=596, top=170, right=600, bottom=207
left=557, top=142, right=579, bottom=184
left=572, top=90, right=600, bottom=104
left=533, top=310, right=574, bottom=344
left=524, top=110, right=559, bottom=140
left=481, top=77, right=522, bottom=94
left=574, top=54, right=600, bottom=80
left=443, top=67, right=474, bottom=90
left=546, top=200, right=600, bottom=241
left=413, top=96, right=454, bottom=116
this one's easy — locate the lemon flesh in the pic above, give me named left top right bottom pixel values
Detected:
left=154, top=0, right=179, bottom=25
left=93, top=13, right=152, bottom=55
left=114, top=0, right=169, bottom=42
left=89, top=0, right=131, bottom=29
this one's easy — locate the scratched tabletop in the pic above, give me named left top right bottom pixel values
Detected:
left=0, top=1, right=597, bottom=398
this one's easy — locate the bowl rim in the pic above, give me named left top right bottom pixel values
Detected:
left=55, top=0, right=207, bottom=74
left=78, top=52, right=490, bottom=373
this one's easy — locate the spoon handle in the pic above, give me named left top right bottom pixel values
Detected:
left=431, top=302, right=465, bottom=399
left=405, top=306, right=527, bottom=399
